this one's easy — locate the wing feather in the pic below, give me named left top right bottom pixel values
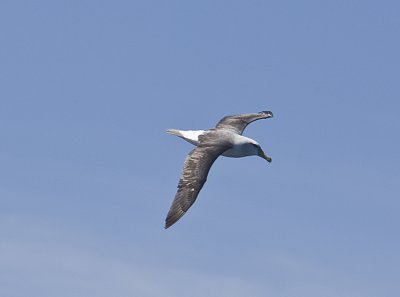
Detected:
left=165, top=133, right=232, bottom=228
left=214, top=111, right=273, bottom=134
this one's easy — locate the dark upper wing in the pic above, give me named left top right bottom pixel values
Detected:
left=214, top=111, right=273, bottom=135
left=165, top=132, right=232, bottom=229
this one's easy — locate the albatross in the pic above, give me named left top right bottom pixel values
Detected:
left=165, top=110, right=273, bottom=229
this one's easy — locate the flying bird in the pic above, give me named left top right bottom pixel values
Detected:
left=165, top=111, right=273, bottom=228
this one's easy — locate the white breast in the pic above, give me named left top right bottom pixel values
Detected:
left=222, top=134, right=259, bottom=158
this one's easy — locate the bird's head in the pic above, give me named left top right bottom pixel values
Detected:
left=250, top=142, right=272, bottom=163
left=258, top=147, right=272, bottom=163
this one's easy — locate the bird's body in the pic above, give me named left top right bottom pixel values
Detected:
left=165, top=111, right=273, bottom=228
left=166, top=129, right=262, bottom=158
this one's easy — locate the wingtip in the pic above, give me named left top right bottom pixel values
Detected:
left=164, top=215, right=175, bottom=229
left=165, top=210, right=186, bottom=229
left=165, top=215, right=178, bottom=229
left=261, top=110, right=273, bottom=118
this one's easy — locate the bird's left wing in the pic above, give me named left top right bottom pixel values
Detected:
left=214, top=111, right=273, bottom=135
left=165, top=132, right=232, bottom=228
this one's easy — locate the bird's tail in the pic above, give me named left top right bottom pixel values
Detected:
left=165, top=129, right=183, bottom=137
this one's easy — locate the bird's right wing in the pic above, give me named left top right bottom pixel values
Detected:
left=165, top=133, right=232, bottom=229
left=214, top=111, right=273, bottom=135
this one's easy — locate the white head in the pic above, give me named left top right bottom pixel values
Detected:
left=246, top=141, right=272, bottom=163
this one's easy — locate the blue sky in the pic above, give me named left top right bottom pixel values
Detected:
left=1, top=1, right=399, bottom=296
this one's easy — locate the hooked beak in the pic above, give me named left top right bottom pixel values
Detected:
left=258, top=148, right=272, bottom=163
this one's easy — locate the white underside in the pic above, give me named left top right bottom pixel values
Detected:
left=221, top=146, right=250, bottom=158
left=168, top=129, right=258, bottom=158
